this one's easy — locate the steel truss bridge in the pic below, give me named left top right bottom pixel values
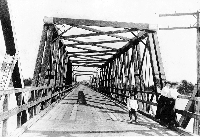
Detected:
left=0, top=0, right=200, bottom=136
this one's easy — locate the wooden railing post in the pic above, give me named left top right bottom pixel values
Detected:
left=194, top=97, right=200, bottom=134
left=16, top=93, right=22, bottom=127
left=2, top=95, right=8, bottom=137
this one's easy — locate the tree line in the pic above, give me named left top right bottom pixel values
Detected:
left=24, top=77, right=195, bottom=96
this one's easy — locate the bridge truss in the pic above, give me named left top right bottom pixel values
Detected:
left=33, top=16, right=166, bottom=118
left=0, top=0, right=200, bottom=136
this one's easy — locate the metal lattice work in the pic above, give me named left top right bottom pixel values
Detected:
left=1, top=0, right=200, bottom=135
left=32, top=17, right=161, bottom=87
left=32, top=17, right=166, bottom=114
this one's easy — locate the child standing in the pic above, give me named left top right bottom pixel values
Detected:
left=127, top=94, right=138, bottom=123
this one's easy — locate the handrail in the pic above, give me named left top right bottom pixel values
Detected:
left=0, top=83, right=78, bottom=137
left=93, top=85, right=200, bottom=130
left=0, top=84, right=73, bottom=95
left=0, top=85, right=75, bottom=122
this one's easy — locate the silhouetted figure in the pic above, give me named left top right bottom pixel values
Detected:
left=77, top=91, right=87, bottom=105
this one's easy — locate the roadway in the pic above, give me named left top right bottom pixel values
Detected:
left=19, top=84, right=180, bottom=137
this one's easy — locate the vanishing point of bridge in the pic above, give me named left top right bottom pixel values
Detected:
left=0, top=0, right=200, bottom=136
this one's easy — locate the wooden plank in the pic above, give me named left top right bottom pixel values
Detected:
left=75, top=25, right=130, bottom=41
left=69, top=104, right=78, bottom=120
left=2, top=95, right=8, bottom=137
left=44, top=17, right=153, bottom=31
left=61, top=29, right=132, bottom=39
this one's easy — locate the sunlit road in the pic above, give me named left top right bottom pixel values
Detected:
left=19, top=85, right=180, bottom=137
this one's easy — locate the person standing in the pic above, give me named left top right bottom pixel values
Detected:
left=127, top=93, right=138, bottom=123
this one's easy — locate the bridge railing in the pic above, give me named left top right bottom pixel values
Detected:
left=0, top=83, right=78, bottom=137
left=90, top=85, right=199, bottom=135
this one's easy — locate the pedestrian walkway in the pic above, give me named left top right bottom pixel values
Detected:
left=19, top=85, right=180, bottom=137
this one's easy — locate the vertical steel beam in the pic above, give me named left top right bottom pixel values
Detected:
left=41, top=25, right=54, bottom=86
left=32, top=25, right=48, bottom=86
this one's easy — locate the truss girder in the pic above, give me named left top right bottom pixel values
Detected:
left=32, top=25, right=73, bottom=87
left=93, top=31, right=166, bottom=117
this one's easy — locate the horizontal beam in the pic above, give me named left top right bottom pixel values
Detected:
left=71, top=59, right=107, bottom=61
left=65, top=44, right=97, bottom=52
left=70, top=56, right=104, bottom=61
left=44, top=17, right=155, bottom=31
left=159, top=12, right=198, bottom=17
left=71, top=60, right=106, bottom=63
left=70, top=54, right=108, bottom=60
left=159, top=26, right=197, bottom=30
left=73, top=70, right=98, bottom=73
left=74, top=73, right=94, bottom=75
left=68, top=50, right=116, bottom=54
left=72, top=62, right=103, bottom=65
left=72, top=64, right=101, bottom=67
left=61, top=29, right=132, bottom=39
left=70, top=53, right=114, bottom=56
left=75, top=25, right=130, bottom=41
left=75, top=74, right=94, bottom=76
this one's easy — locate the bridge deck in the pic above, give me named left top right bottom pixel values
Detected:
left=19, top=85, right=180, bottom=137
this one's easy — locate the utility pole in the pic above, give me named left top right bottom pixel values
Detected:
left=159, top=11, right=200, bottom=135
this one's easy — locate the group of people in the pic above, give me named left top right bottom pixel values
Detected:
left=156, top=81, right=180, bottom=128
left=126, top=80, right=180, bottom=128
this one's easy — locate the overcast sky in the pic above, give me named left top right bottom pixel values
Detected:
left=0, top=0, right=199, bottom=83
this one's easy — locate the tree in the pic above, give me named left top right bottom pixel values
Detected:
left=23, top=78, right=32, bottom=86
left=177, top=80, right=194, bottom=95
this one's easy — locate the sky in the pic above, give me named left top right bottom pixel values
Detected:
left=0, top=0, right=199, bottom=83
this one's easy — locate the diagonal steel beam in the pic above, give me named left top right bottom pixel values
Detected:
left=75, top=25, right=131, bottom=41
left=65, top=38, right=119, bottom=50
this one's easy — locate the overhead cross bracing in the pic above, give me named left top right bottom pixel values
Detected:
left=42, top=17, right=157, bottom=78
